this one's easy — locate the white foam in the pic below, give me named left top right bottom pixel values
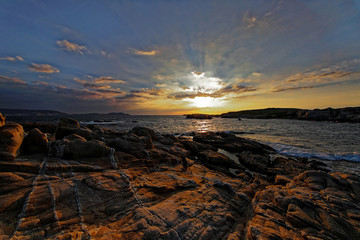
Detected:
left=266, top=142, right=360, bottom=162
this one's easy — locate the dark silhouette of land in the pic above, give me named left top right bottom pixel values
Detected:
left=220, top=107, right=360, bottom=122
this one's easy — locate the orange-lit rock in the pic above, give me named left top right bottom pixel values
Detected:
left=0, top=123, right=24, bottom=160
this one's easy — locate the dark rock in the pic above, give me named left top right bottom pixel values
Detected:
left=198, top=150, right=236, bottom=167
left=237, top=151, right=270, bottom=174
left=130, top=126, right=156, bottom=138
left=0, top=123, right=24, bottom=160
left=63, top=136, right=110, bottom=160
left=20, top=122, right=56, bottom=134
left=180, top=139, right=217, bottom=153
left=22, top=128, right=48, bottom=154
left=55, top=118, right=80, bottom=139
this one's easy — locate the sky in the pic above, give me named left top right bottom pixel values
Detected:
left=0, top=0, right=360, bottom=114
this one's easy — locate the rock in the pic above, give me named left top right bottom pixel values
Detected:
left=0, top=123, right=24, bottom=160
left=55, top=118, right=80, bottom=139
left=1, top=123, right=360, bottom=239
left=198, top=150, right=238, bottom=168
left=180, top=139, right=217, bottom=153
left=55, top=118, right=99, bottom=140
left=22, top=128, right=48, bottom=154
left=130, top=126, right=156, bottom=139
left=237, top=151, right=270, bottom=174
left=63, top=136, right=110, bottom=160
left=20, top=122, right=57, bottom=134
left=106, top=137, right=144, bottom=158
left=0, top=113, right=5, bottom=128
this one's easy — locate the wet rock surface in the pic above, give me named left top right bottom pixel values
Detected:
left=0, top=118, right=359, bottom=239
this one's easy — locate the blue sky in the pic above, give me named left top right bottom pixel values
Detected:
left=1, top=0, right=360, bottom=114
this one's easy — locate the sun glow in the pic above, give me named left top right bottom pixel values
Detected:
left=176, top=71, right=229, bottom=108
left=184, top=96, right=226, bottom=108
left=192, top=97, right=215, bottom=108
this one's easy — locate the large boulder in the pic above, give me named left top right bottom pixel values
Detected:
left=130, top=126, right=156, bottom=139
left=22, top=128, right=48, bottom=154
left=0, top=113, right=5, bottom=128
left=62, top=135, right=110, bottom=160
left=55, top=118, right=97, bottom=140
left=55, top=118, right=80, bottom=139
left=20, top=122, right=56, bottom=133
left=0, top=124, right=24, bottom=160
left=198, top=150, right=240, bottom=169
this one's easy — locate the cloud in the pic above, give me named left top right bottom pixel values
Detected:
left=33, top=81, right=49, bottom=86
left=93, top=76, right=126, bottom=84
left=155, top=83, right=167, bottom=88
left=0, top=56, right=24, bottom=62
left=28, top=63, right=60, bottom=73
left=74, top=76, right=127, bottom=99
left=117, top=88, right=165, bottom=100
left=56, top=39, right=87, bottom=55
left=170, top=83, right=257, bottom=99
left=272, top=85, right=315, bottom=93
left=216, top=83, right=257, bottom=95
left=132, top=49, right=159, bottom=56
left=38, top=75, right=51, bottom=79
left=16, top=56, right=24, bottom=61
left=83, top=83, right=111, bottom=89
left=286, top=71, right=357, bottom=83
left=285, top=59, right=360, bottom=84
left=0, top=75, right=26, bottom=84
left=75, top=76, right=126, bottom=91
left=270, top=59, right=360, bottom=94
left=251, top=72, right=262, bottom=77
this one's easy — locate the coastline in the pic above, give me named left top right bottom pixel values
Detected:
left=0, top=118, right=360, bottom=239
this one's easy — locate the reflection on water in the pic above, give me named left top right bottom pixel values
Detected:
left=192, top=120, right=212, bottom=132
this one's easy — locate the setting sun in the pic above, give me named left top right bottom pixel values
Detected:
left=189, top=96, right=215, bottom=108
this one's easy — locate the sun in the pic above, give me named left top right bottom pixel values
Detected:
left=191, top=97, right=215, bottom=108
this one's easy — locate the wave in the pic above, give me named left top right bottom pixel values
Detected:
left=266, top=142, right=360, bottom=162
left=80, top=120, right=125, bottom=125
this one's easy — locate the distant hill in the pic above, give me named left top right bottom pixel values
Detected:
left=0, top=108, right=65, bottom=116
left=220, top=107, right=360, bottom=123
left=0, top=109, right=129, bottom=123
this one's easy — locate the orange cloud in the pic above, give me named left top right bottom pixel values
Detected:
left=28, top=63, right=60, bottom=73
left=56, top=39, right=87, bottom=55
left=0, top=75, right=26, bottom=84
left=0, top=56, right=24, bottom=62
left=93, top=76, right=126, bottom=84
left=132, top=49, right=159, bottom=56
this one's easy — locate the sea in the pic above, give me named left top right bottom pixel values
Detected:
left=77, top=115, right=360, bottom=162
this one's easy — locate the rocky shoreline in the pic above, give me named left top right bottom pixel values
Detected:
left=0, top=115, right=360, bottom=239
left=220, top=107, right=360, bottom=123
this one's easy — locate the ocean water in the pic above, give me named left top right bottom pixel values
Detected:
left=80, top=116, right=360, bottom=162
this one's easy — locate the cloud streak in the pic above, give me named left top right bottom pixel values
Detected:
left=0, top=56, right=24, bottom=62
left=28, top=63, right=60, bottom=73
left=93, top=76, right=126, bottom=84
left=56, top=40, right=87, bottom=55
left=132, top=49, right=159, bottom=56
left=0, top=75, right=26, bottom=84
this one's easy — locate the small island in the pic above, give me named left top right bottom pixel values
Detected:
left=185, top=114, right=213, bottom=119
